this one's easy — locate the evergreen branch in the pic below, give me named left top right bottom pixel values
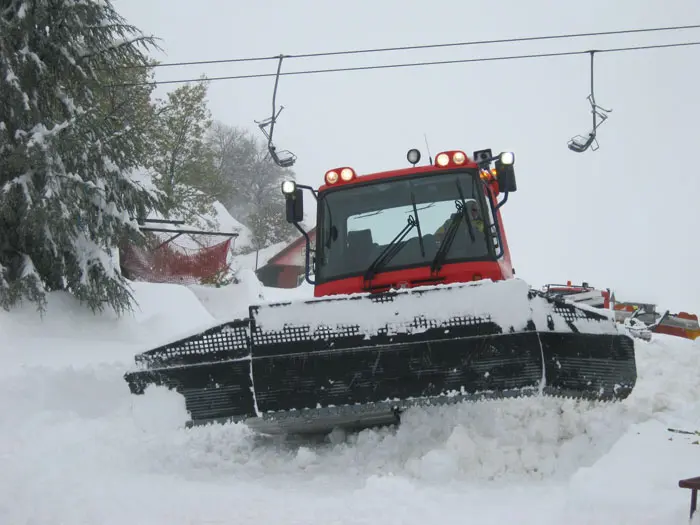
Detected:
left=80, top=34, right=157, bottom=62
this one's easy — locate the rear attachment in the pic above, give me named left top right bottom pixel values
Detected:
left=124, top=278, right=637, bottom=436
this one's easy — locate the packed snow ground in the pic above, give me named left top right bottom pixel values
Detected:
left=1, top=276, right=700, bottom=525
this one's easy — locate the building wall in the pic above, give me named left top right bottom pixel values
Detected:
left=278, top=265, right=302, bottom=288
left=255, top=265, right=282, bottom=288
left=255, top=264, right=303, bottom=289
left=255, top=229, right=317, bottom=288
left=272, top=231, right=316, bottom=267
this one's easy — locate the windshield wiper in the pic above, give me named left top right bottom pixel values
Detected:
left=430, top=180, right=475, bottom=275
left=323, top=198, right=335, bottom=248
left=364, top=217, right=417, bottom=288
left=363, top=190, right=424, bottom=287
left=411, top=191, right=426, bottom=258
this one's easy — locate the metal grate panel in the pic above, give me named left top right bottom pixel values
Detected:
left=134, top=319, right=251, bottom=369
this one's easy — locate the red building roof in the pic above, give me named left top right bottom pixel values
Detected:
left=264, top=227, right=316, bottom=268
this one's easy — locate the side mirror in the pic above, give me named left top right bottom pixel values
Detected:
left=285, top=188, right=304, bottom=223
left=495, top=160, right=517, bottom=193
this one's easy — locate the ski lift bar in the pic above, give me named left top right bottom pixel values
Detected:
left=135, top=218, right=187, bottom=225
left=136, top=223, right=239, bottom=250
left=255, top=55, right=297, bottom=168
left=567, top=51, right=613, bottom=153
left=137, top=227, right=239, bottom=237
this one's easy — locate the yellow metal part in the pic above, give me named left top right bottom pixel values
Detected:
left=685, top=328, right=700, bottom=341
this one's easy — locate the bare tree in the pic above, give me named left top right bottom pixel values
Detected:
left=207, top=122, right=298, bottom=250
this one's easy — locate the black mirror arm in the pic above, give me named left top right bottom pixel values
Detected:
left=292, top=222, right=316, bottom=286
left=296, top=184, right=318, bottom=200
left=496, top=190, right=509, bottom=210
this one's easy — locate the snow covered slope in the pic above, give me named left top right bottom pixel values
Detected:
left=1, top=279, right=699, bottom=525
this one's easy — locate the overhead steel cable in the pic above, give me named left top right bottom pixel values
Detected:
left=109, top=40, right=700, bottom=88
left=124, top=23, right=700, bottom=69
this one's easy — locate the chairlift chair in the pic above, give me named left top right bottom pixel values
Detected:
left=568, top=52, right=613, bottom=153
left=255, top=55, right=298, bottom=168
left=256, top=108, right=297, bottom=168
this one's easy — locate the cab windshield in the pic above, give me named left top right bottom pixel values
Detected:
left=315, top=169, right=497, bottom=283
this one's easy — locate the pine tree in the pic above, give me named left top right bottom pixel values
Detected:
left=0, top=0, right=166, bottom=314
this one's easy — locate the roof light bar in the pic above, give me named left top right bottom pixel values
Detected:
left=434, top=150, right=469, bottom=168
left=324, top=167, right=356, bottom=185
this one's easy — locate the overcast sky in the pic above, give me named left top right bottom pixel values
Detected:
left=115, top=0, right=700, bottom=314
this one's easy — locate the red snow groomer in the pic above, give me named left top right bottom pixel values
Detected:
left=124, top=148, right=637, bottom=436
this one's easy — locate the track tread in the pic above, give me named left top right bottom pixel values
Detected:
left=124, top=286, right=638, bottom=434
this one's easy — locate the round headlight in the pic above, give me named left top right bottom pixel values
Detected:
left=453, top=151, right=466, bottom=164
left=407, top=148, right=421, bottom=165
left=281, top=180, right=296, bottom=195
left=325, top=170, right=339, bottom=184
left=340, top=168, right=354, bottom=181
left=499, top=152, right=515, bottom=165
left=436, top=153, right=450, bottom=167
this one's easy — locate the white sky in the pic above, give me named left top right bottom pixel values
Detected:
left=115, top=0, right=700, bottom=314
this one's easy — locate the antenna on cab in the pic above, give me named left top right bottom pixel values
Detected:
left=423, top=133, right=433, bottom=165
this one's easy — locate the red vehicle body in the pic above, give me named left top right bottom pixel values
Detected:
left=283, top=148, right=518, bottom=299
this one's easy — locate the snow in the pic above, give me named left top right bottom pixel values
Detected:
left=187, top=268, right=267, bottom=320
left=0, top=281, right=218, bottom=371
left=185, top=268, right=314, bottom=321
left=211, top=200, right=254, bottom=253
left=1, top=275, right=700, bottom=524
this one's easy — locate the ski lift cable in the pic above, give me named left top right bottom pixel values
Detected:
left=110, top=40, right=700, bottom=88
left=267, top=56, right=284, bottom=150
left=123, top=23, right=700, bottom=69
left=589, top=51, right=600, bottom=132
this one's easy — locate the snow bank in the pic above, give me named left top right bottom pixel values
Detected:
left=185, top=268, right=314, bottom=321
left=564, top=418, right=700, bottom=523
left=0, top=281, right=218, bottom=374
left=187, top=268, right=267, bottom=320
